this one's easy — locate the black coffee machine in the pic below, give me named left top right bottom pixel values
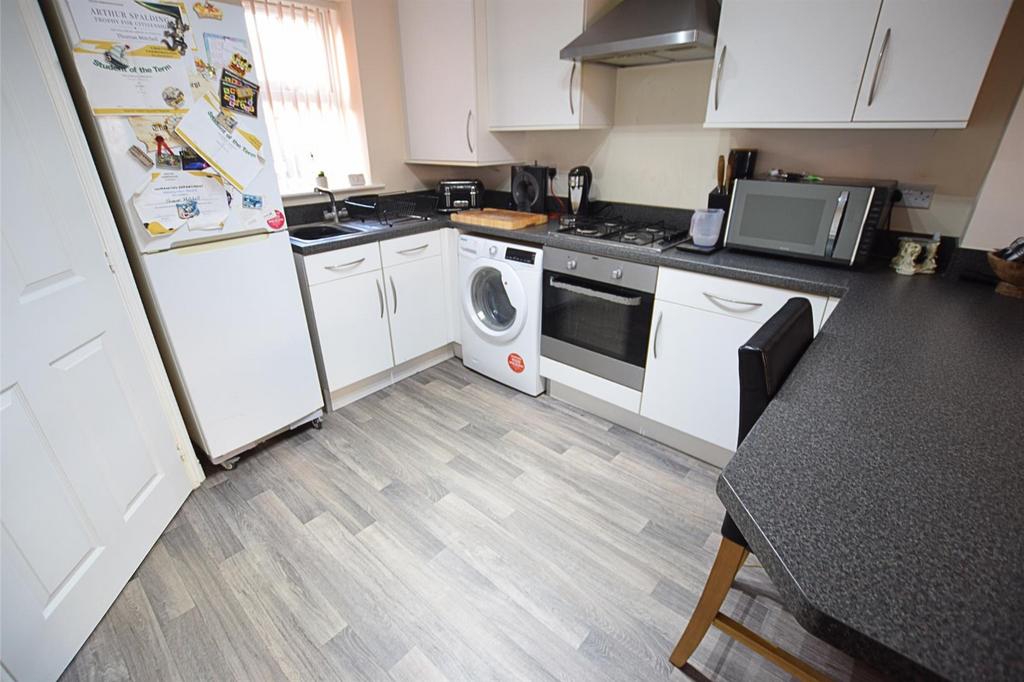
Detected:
left=567, top=166, right=592, bottom=215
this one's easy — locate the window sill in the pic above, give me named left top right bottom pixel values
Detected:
left=282, top=183, right=385, bottom=207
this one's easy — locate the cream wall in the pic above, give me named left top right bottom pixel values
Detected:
left=348, top=0, right=1024, bottom=240
left=962, top=89, right=1024, bottom=250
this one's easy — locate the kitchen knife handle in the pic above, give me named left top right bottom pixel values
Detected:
left=652, top=311, right=663, bottom=360
left=568, top=60, right=577, bottom=115
left=867, top=28, right=891, bottom=107
left=465, top=109, right=474, bottom=154
left=375, top=277, right=384, bottom=318
left=714, top=44, right=726, bottom=111
left=390, top=275, right=398, bottom=314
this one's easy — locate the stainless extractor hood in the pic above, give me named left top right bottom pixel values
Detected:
left=560, top=0, right=720, bottom=67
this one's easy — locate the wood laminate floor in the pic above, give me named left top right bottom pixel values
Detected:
left=61, top=359, right=880, bottom=682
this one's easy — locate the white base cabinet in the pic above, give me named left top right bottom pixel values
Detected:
left=296, top=232, right=452, bottom=409
left=640, top=268, right=829, bottom=453
left=384, top=256, right=449, bottom=365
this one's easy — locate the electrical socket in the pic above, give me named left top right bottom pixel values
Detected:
left=896, top=184, right=935, bottom=209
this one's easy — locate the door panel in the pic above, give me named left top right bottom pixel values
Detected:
left=397, top=0, right=477, bottom=161
left=707, top=0, right=881, bottom=124
left=640, top=301, right=759, bottom=451
left=311, top=270, right=395, bottom=393
left=852, top=0, right=1012, bottom=123
left=1, top=1, right=192, bottom=678
left=386, top=257, right=449, bottom=365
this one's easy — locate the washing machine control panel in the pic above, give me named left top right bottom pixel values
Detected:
left=504, top=247, right=536, bottom=265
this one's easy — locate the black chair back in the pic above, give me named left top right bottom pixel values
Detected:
left=736, top=298, right=814, bottom=448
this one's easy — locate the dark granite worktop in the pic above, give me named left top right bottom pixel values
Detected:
left=289, top=200, right=1022, bottom=678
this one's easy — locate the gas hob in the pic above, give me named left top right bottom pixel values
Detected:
left=556, top=215, right=689, bottom=252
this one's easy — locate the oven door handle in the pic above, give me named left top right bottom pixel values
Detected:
left=548, top=276, right=642, bottom=306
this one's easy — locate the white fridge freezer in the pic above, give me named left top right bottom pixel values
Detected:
left=44, top=0, right=325, bottom=464
left=142, top=231, right=322, bottom=460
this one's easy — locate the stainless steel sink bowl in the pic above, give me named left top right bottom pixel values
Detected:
left=289, top=223, right=365, bottom=243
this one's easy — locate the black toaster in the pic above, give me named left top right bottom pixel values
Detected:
left=437, top=179, right=483, bottom=213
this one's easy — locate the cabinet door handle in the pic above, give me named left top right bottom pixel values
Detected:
left=389, top=275, right=398, bottom=314
left=702, top=292, right=763, bottom=310
left=465, top=109, right=474, bottom=154
left=397, top=243, right=429, bottom=255
left=375, top=277, right=384, bottom=318
left=713, top=44, right=726, bottom=111
left=652, top=311, right=663, bottom=360
left=568, top=60, right=577, bottom=115
left=867, top=27, right=891, bottom=107
left=324, top=257, right=365, bottom=271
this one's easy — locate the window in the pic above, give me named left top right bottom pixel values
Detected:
left=242, top=0, right=370, bottom=195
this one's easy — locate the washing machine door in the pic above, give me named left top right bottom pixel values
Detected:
left=462, top=260, right=528, bottom=343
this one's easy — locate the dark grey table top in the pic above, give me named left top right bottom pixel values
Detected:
left=291, top=215, right=1024, bottom=679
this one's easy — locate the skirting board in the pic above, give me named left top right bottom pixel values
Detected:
left=548, top=380, right=734, bottom=470
left=326, top=344, right=455, bottom=411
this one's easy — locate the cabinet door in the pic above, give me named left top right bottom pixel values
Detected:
left=397, top=0, right=477, bottom=162
left=310, top=270, right=394, bottom=393
left=640, top=301, right=758, bottom=451
left=385, top=256, right=449, bottom=365
left=486, top=0, right=583, bottom=129
left=852, top=0, right=1011, bottom=125
left=706, top=0, right=881, bottom=125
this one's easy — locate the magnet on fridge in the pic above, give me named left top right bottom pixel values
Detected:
left=180, top=146, right=210, bottom=171
left=265, top=209, right=285, bottom=230
left=129, top=144, right=155, bottom=168
left=227, top=52, right=253, bottom=77
left=242, top=193, right=263, bottom=209
left=193, top=1, right=223, bottom=19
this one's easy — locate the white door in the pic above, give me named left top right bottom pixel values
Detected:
left=311, top=270, right=395, bottom=393
left=706, top=0, right=881, bottom=125
left=142, top=231, right=323, bottom=461
left=385, top=257, right=450, bottom=365
left=852, top=0, right=1012, bottom=124
left=640, top=301, right=758, bottom=451
left=487, top=0, right=583, bottom=129
left=461, top=260, right=528, bottom=343
left=1, top=1, right=192, bottom=679
left=398, top=0, right=477, bottom=162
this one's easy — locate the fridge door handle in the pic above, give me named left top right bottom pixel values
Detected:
left=375, top=277, right=384, bottom=318
left=389, top=275, right=398, bottom=314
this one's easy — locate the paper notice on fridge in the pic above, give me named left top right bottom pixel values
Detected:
left=173, top=95, right=264, bottom=190
left=73, top=42, right=190, bottom=115
left=132, top=170, right=230, bottom=235
left=68, top=0, right=195, bottom=51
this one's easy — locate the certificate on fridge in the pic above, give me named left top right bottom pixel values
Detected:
left=132, top=170, right=231, bottom=235
left=68, top=0, right=194, bottom=51
left=173, top=95, right=264, bottom=190
left=73, top=42, right=191, bottom=115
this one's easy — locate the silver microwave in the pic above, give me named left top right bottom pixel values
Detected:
left=724, top=178, right=897, bottom=266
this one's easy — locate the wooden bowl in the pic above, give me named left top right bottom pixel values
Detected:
left=987, top=252, right=1024, bottom=299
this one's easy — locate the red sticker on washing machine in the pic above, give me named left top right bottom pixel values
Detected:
left=507, top=353, right=525, bottom=373
left=266, top=209, right=285, bottom=230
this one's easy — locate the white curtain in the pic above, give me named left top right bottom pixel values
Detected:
left=242, top=0, right=367, bottom=194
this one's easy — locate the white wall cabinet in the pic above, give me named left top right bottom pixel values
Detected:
left=485, top=0, right=615, bottom=130
left=706, top=0, right=1011, bottom=129
left=397, top=0, right=518, bottom=165
left=851, top=0, right=1013, bottom=125
left=640, top=268, right=829, bottom=452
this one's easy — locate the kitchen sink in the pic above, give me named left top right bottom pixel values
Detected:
left=288, top=223, right=368, bottom=243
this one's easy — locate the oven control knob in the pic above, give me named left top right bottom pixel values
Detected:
left=488, top=245, right=498, bottom=256
left=567, top=259, right=577, bottom=270
left=611, top=268, right=623, bottom=280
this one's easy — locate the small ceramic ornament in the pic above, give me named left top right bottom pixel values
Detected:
left=915, top=240, right=940, bottom=275
left=891, top=238, right=922, bottom=276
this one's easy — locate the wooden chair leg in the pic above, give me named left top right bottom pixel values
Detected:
left=669, top=536, right=749, bottom=668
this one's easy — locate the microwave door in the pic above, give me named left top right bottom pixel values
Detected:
left=726, top=183, right=842, bottom=258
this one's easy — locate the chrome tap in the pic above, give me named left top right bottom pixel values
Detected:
left=314, top=186, right=339, bottom=223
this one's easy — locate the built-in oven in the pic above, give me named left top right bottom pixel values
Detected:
left=541, top=247, right=658, bottom=391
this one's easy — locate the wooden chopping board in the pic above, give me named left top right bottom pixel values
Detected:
left=449, top=208, right=548, bottom=230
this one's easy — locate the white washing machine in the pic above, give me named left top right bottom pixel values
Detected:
left=458, top=234, right=544, bottom=395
